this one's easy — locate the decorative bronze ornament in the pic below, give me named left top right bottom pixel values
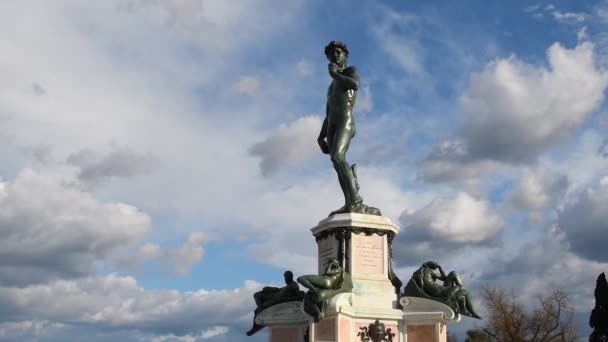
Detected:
left=357, top=320, right=395, bottom=342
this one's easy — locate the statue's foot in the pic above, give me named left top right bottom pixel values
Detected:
left=329, top=203, right=382, bottom=216
left=329, top=205, right=348, bottom=216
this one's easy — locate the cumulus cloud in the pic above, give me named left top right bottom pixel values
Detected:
left=249, top=116, right=321, bottom=176
left=0, top=169, right=151, bottom=286
left=421, top=41, right=608, bottom=185
left=396, top=192, right=504, bottom=263
left=558, top=180, right=608, bottom=262
left=0, top=274, right=260, bottom=338
left=67, top=145, right=154, bottom=186
left=460, top=41, right=608, bottom=163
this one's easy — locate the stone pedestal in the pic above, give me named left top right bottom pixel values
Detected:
left=262, top=213, right=460, bottom=342
left=256, top=302, right=309, bottom=342
left=311, top=213, right=401, bottom=311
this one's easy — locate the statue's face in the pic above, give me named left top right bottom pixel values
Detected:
left=329, top=47, right=347, bottom=67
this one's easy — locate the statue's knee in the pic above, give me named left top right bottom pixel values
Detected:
left=330, top=153, right=345, bottom=164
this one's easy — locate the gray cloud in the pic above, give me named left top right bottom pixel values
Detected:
left=67, top=145, right=154, bottom=186
left=558, top=179, right=608, bottom=262
left=0, top=169, right=151, bottom=286
left=395, top=192, right=504, bottom=264
left=32, top=83, right=46, bottom=96
left=478, top=226, right=608, bottom=317
left=419, top=138, right=497, bottom=188
left=598, top=138, right=608, bottom=158
left=506, top=167, right=569, bottom=214
left=249, top=116, right=321, bottom=177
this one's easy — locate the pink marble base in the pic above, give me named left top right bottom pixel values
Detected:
left=407, top=325, right=436, bottom=342
left=270, top=327, right=299, bottom=342
left=314, top=318, right=335, bottom=341
left=340, top=318, right=350, bottom=341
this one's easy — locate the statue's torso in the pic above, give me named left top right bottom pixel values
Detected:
left=326, top=70, right=357, bottom=130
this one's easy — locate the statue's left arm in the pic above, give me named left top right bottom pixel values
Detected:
left=329, top=64, right=360, bottom=90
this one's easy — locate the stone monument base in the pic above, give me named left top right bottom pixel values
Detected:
left=256, top=213, right=463, bottom=342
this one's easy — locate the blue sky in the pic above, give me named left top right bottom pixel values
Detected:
left=2, top=0, right=608, bottom=341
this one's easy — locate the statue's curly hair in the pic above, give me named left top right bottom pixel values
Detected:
left=324, top=40, right=349, bottom=59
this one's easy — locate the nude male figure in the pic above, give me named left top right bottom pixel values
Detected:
left=318, top=41, right=369, bottom=215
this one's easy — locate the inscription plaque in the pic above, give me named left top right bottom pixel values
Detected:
left=318, top=237, right=335, bottom=274
left=352, top=234, right=384, bottom=275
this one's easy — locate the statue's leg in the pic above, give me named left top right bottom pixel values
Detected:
left=327, top=129, right=350, bottom=210
left=303, top=297, right=322, bottom=322
left=298, top=275, right=332, bottom=292
left=464, top=293, right=481, bottom=319
left=330, top=128, right=362, bottom=208
left=333, top=164, right=349, bottom=209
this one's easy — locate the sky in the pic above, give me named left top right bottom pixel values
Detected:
left=1, top=0, right=608, bottom=341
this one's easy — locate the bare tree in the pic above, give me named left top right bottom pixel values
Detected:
left=477, top=287, right=577, bottom=342
left=465, top=329, right=491, bottom=342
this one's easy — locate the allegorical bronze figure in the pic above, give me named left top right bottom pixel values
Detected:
left=318, top=40, right=380, bottom=217
left=246, top=271, right=305, bottom=336
left=403, top=261, right=481, bottom=319
left=297, top=258, right=353, bottom=322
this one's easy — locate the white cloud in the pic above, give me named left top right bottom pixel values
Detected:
left=116, top=0, right=304, bottom=52
left=0, top=169, right=151, bottom=286
left=356, top=84, right=374, bottom=114
left=0, top=274, right=259, bottom=338
left=396, top=192, right=504, bottom=263
left=0, top=321, right=65, bottom=339
left=112, top=232, right=216, bottom=276
left=149, top=326, right=230, bottom=342
left=550, top=10, right=586, bottom=23
left=249, top=116, right=322, bottom=176
left=295, top=59, right=313, bottom=77
left=460, top=41, right=608, bottom=163
left=232, top=76, right=260, bottom=96
left=402, top=192, right=503, bottom=243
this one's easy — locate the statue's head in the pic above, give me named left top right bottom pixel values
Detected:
left=327, top=258, right=340, bottom=267
left=324, top=40, right=349, bottom=67
left=284, top=271, right=294, bottom=282
left=423, top=261, right=440, bottom=270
